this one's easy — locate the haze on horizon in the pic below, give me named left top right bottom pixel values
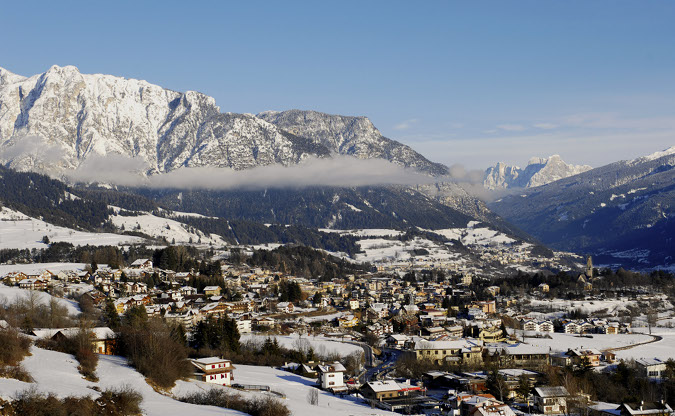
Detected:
left=1, top=0, right=673, bottom=170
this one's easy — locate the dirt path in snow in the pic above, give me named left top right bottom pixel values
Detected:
left=605, top=334, right=662, bottom=352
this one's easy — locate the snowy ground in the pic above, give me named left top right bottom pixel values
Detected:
left=0, top=346, right=388, bottom=416
left=240, top=334, right=363, bottom=357
left=355, top=237, right=460, bottom=264
left=0, top=262, right=86, bottom=275
left=110, top=212, right=226, bottom=246
left=319, top=229, right=405, bottom=238
left=173, top=364, right=396, bottom=416
left=0, top=207, right=143, bottom=250
left=0, top=283, right=80, bottom=314
left=432, top=226, right=515, bottom=246
left=0, top=346, right=232, bottom=416
left=615, top=328, right=675, bottom=361
left=526, top=299, right=636, bottom=318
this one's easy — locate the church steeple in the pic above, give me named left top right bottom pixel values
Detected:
left=586, top=256, right=593, bottom=279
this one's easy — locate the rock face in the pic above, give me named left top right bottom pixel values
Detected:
left=0, top=65, right=446, bottom=176
left=258, top=110, right=448, bottom=175
left=483, top=155, right=592, bottom=189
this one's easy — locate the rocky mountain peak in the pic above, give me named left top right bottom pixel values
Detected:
left=0, top=67, right=446, bottom=178
left=258, top=109, right=448, bottom=175
left=484, top=155, right=591, bottom=189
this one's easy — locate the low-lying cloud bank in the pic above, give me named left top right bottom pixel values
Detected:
left=64, top=154, right=441, bottom=190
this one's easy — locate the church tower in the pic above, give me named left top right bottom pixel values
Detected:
left=586, top=256, right=593, bottom=279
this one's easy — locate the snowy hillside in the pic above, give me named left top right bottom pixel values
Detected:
left=0, top=207, right=142, bottom=250
left=0, top=345, right=394, bottom=416
left=0, top=283, right=80, bottom=315
left=109, top=209, right=226, bottom=246
left=0, top=346, right=235, bottom=416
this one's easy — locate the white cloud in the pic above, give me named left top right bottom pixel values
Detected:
left=393, top=118, right=419, bottom=130
left=0, top=135, right=66, bottom=164
left=65, top=154, right=438, bottom=190
left=533, top=123, right=558, bottom=130
left=496, top=124, right=526, bottom=132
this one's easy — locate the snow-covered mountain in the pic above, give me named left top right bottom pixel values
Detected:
left=0, top=65, right=445, bottom=176
left=258, top=110, right=448, bottom=175
left=489, top=147, right=675, bottom=269
left=483, top=155, right=592, bottom=189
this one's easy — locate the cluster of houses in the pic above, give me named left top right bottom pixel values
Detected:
left=522, top=318, right=628, bottom=335
left=2, top=254, right=673, bottom=416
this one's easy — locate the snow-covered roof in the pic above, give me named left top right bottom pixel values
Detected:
left=636, top=358, right=666, bottom=367
left=192, top=357, right=231, bottom=365
left=317, top=362, right=346, bottom=373
left=365, top=380, right=420, bottom=393
left=535, top=386, right=569, bottom=397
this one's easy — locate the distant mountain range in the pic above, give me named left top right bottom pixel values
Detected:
left=489, top=147, right=675, bottom=269
left=1, top=64, right=673, bottom=270
left=0, top=65, right=445, bottom=176
left=483, top=155, right=592, bottom=190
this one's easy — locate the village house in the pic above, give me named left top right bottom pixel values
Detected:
left=360, top=380, right=425, bottom=405
left=534, top=386, right=569, bottom=415
left=636, top=358, right=668, bottom=380
left=203, top=286, right=221, bottom=296
left=18, top=278, right=47, bottom=290
left=565, top=348, right=601, bottom=367
left=317, top=362, right=346, bottom=391
left=276, top=301, right=294, bottom=314
left=235, top=319, right=252, bottom=334
left=618, top=401, right=674, bottom=416
left=32, top=327, right=116, bottom=355
left=191, top=357, right=235, bottom=386
left=414, top=339, right=483, bottom=366
left=130, top=259, right=153, bottom=270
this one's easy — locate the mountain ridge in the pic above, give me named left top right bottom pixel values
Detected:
left=0, top=65, right=445, bottom=176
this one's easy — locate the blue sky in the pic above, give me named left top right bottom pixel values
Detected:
left=2, top=0, right=674, bottom=168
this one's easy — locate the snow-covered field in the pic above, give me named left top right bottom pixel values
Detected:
left=0, top=283, right=80, bottom=314
left=240, top=334, right=363, bottom=357
left=526, top=299, right=636, bottom=318
left=110, top=212, right=226, bottom=246
left=355, top=237, right=460, bottom=264
left=0, top=207, right=142, bottom=250
left=616, top=328, right=675, bottom=361
left=319, top=228, right=405, bottom=238
left=432, top=226, right=516, bottom=246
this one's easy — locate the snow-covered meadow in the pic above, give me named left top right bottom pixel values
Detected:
left=0, top=283, right=80, bottom=315
left=0, top=207, right=142, bottom=250
left=240, top=334, right=363, bottom=357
